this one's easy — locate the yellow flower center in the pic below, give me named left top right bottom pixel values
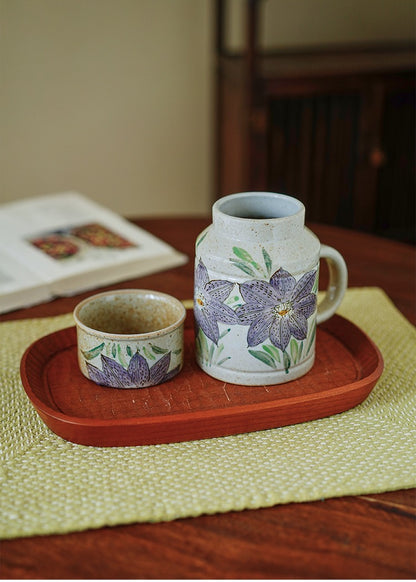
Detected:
left=275, top=301, right=292, bottom=318
left=195, top=291, right=206, bottom=308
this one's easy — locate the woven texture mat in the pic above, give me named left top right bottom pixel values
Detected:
left=1, top=288, right=415, bottom=539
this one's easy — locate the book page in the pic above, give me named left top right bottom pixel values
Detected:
left=0, top=251, right=52, bottom=312
left=0, top=192, right=188, bottom=310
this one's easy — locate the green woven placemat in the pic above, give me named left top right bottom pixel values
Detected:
left=1, top=288, right=415, bottom=539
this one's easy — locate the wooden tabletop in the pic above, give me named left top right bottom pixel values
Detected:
left=1, top=217, right=415, bottom=579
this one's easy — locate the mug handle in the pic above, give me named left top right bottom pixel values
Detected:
left=316, top=244, right=348, bottom=325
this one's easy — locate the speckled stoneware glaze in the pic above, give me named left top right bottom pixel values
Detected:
left=73, top=289, right=186, bottom=389
left=194, top=192, right=348, bottom=386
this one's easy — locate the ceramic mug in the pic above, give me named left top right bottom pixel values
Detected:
left=194, top=192, right=348, bottom=385
left=73, top=289, right=186, bottom=388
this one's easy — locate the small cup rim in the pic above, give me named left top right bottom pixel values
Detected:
left=73, top=289, right=186, bottom=340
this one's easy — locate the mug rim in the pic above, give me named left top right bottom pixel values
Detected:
left=73, top=289, right=186, bottom=340
left=213, top=192, right=305, bottom=221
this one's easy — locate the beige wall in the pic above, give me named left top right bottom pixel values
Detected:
left=228, top=0, right=415, bottom=50
left=1, top=0, right=213, bottom=217
left=1, top=0, right=414, bottom=218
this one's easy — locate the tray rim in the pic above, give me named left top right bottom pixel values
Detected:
left=20, top=314, right=384, bottom=442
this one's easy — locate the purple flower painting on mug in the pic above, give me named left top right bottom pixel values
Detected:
left=86, top=351, right=179, bottom=389
left=236, top=268, right=317, bottom=352
left=194, top=259, right=239, bottom=344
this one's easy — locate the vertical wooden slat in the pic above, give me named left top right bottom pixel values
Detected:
left=375, top=88, right=416, bottom=243
left=311, top=96, right=328, bottom=223
left=268, top=92, right=363, bottom=228
left=353, top=83, right=385, bottom=232
left=246, top=0, right=260, bottom=191
left=286, top=99, right=301, bottom=198
left=298, top=98, right=314, bottom=210
left=337, top=95, right=360, bottom=227
left=325, top=95, right=340, bottom=224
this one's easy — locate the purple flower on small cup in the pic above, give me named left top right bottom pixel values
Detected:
left=194, top=259, right=239, bottom=344
left=236, top=268, right=317, bottom=352
left=87, top=351, right=178, bottom=388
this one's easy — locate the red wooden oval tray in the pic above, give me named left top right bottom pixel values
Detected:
left=20, top=313, right=383, bottom=447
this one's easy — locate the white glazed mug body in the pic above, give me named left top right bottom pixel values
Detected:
left=194, top=192, right=347, bottom=386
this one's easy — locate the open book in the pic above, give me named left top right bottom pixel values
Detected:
left=0, top=192, right=188, bottom=314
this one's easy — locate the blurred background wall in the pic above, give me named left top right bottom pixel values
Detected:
left=228, top=0, right=415, bottom=50
left=1, top=0, right=414, bottom=217
left=1, top=0, right=212, bottom=216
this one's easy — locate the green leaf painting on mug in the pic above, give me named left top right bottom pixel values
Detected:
left=248, top=346, right=290, bottom=374
left=306, top=320, right=317, bottom=356
left=150, top=343, right=169, bottom=354
left=232, top=246, right=259, bottom=264
left=81, top=342, right=105, bottom=361
left=196, top=326, right=231, bottom=367
left=262, top=248, right=273, bottom=277
left=312, top=264, right=319, bottom=294
left=290, top=338, right=304, bottom=365
left=142, top=346, right=156, bottom=360
left=196, top=229, right=209, bottom=248
left=117, top=343, right=127, bottom=368
left=248, top=340, right=300, bottom=374
left=232, top=246, right=266, bottom=277
left=231, top=246, right=273, bottom=279
left=248, top=343, right=281, bottom=369
left=283, top=351, right=291, bottom=374
left=248, top=349, right=276, bottom=368
left=229, top=259, right=256, bottom=277
left=262, top=343, right=281, bottom=363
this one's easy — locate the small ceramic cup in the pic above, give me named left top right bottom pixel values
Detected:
left=73, top=289, right=186, bottom=388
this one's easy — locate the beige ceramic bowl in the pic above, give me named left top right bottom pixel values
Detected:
left=73, top=289, right=186, bottom=389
